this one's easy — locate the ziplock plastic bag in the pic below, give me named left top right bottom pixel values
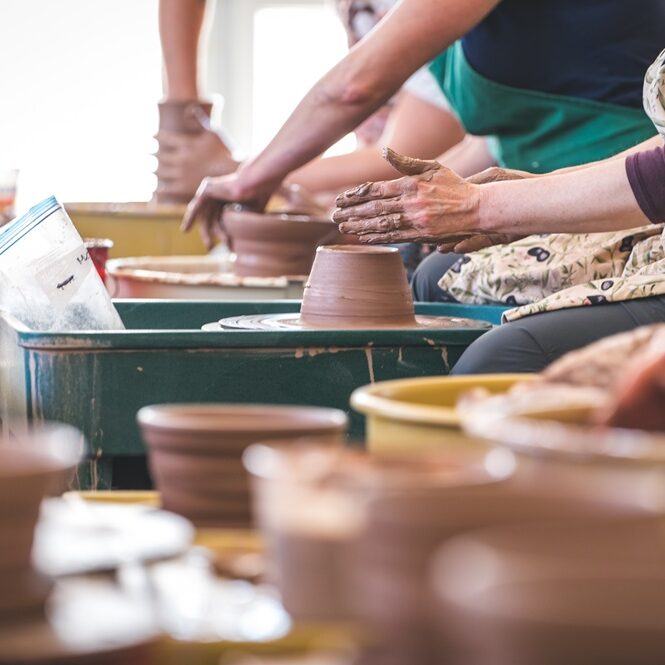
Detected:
left=0, top=196, right=124, bottom=330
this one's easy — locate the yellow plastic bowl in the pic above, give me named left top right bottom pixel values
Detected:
left=66, top=202, right=206, bottom=258
left=351, top=374, right=535, bottom=455
left=70, top=490, right=161, bottom=507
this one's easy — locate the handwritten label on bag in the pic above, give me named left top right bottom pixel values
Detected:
left=32, top=244, right=94, bottom=310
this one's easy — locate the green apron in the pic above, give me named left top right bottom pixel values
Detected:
left=430, top=42, right=657, bottom=172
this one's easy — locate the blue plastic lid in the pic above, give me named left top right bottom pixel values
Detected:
left=0, top=195, right=61, bottom=256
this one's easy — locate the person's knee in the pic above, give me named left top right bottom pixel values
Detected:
left=452, top=323, right=548, bottom=375
left=411, top=251, right=461, bottom=302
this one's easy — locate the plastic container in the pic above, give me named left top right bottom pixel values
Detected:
left=0, top=197, right=124, bottom=330
left=351, top=374, right=533, bottom=455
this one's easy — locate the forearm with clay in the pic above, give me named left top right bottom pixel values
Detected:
left=479, top=156, right=651, bottom=236
left=287, top=92, right=466, bottom=194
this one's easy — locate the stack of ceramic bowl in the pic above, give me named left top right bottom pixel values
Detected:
left=138, top=404, right=347, bottom=528
left=432, top=516, right=665, bottom=665
left=243, top=442, right=513, bottom=626
left=0, top=425, right=82, bottom=623
left=353, top=479, right=655, bottom=665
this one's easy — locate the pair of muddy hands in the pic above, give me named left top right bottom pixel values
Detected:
left=181, top=146, right=523, bottom=252
left=332, top=147, right=529, bottom=253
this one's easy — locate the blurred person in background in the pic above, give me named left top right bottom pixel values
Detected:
left=155, top=0, right=486, bottom=210
left=183, top=0, right=665, bottom=373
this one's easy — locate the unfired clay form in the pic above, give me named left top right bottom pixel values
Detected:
left=224, top=208, right=337, bottom=278
left=138, top=404, right=347, bottom=528
left=300, top=245, right=416, bottom=328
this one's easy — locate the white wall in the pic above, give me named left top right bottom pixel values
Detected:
left=206, top=0, right=352, bottom=157
left=0, top=0, right=162, bottom=209
left=0, top=0, right=351, bottom=209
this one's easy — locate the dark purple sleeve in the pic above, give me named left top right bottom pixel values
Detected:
left=626, top=144, right=665, bottom=224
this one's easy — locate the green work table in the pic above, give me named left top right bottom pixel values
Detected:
left=0, top=300, right=507, bottom=488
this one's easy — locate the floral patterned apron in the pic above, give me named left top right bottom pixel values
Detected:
left=438, top=49, right=665, bottom=322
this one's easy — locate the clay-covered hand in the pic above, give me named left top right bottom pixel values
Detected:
left=332, top=148, right=483, bottom=245
left=181, top=170, right=273, bottom=250
left=156, top=128, right=240, bottom=200
left=435, top=166, right=535, bottom=253
left=599, top=346, right=665, bottom=432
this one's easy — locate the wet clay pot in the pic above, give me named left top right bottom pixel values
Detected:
left=157, top=100, right=213, bottom=204
left=137, top=404, right=347, bottom=528
left=432, top=517, right=665, bottom=665
left=224, top=208, right=337, bottom=278
left=300, top=245, right=416, bottom=328
left=0, top=426, right=82, bottom=622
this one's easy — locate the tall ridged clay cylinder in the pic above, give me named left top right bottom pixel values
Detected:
left=156, top=100, right=213, bottom=204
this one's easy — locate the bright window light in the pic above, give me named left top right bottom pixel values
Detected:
left=252, top=4, right=357, bottom=157
left=1, top=0, right=357, bottom=212
left=0, top=0, right=162, bottom=211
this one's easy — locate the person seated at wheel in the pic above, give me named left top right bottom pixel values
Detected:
left=182, top=0, right=665, bottom=373
left=331, top=46, right=665, bottom=374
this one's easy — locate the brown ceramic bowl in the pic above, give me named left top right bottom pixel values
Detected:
left=0, top=425, right=83, bottom=619
left=351, top=483, right=656, bottom=665
left=224, top=208, right=337, bottom=278
left=243, top=442, right=512, bottom=624
left=137, top=404, right=347, bottom=528
left=300, top=245, right=416, bottom=328
left=432, top=517, right=665, bottom=665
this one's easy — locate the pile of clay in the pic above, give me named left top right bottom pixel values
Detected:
left=203, top=245, right=493, bottom=331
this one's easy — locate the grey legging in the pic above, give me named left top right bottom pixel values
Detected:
left=410, top=250, right=665, bottom=374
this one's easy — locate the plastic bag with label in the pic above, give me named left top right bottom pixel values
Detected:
left=0, top=196, right=124, bottom=330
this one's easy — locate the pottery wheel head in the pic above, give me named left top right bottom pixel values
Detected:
left=203, top=313, right=493, bottom=332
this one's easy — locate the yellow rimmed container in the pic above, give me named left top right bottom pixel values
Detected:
left=65, top=202, right=206, bottom=257
left=351, top=374, right=535, bottom=455
left=461, top=393, right=665, bottom=510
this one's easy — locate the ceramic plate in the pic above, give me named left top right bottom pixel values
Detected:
left=33, top=497, right=194, bottom=577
